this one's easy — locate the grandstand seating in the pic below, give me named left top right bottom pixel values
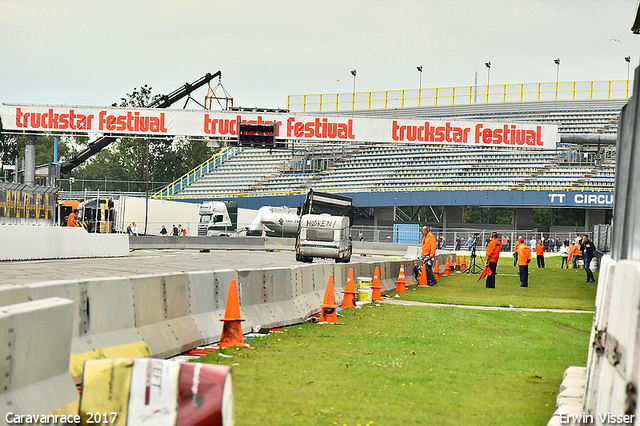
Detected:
left=165, top=99, right=622, bottom=198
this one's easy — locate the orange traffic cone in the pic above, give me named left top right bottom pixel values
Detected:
left=341, top=268, right=357, bottom=308
left=434, top=259, right=440, bottom=279
left=461, top=255, right=467, bottom=271
left=419, top=265, right=429, bottom=286
left=372, top=267, right=382, bottom=301
left=319, top=275, right=339, bottom=323
left=455, top=255, right=461, bottom=271
left=444, top=257, right=451, bottom=276
left=219, top=280, right=249, bottom=348
left=396, top=264, right=406, bottom=293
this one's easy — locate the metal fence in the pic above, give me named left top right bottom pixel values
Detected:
left=288, top=79, right=632, bottom=112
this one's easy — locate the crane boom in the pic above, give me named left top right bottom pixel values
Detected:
left=60, top=71, right=221, bottom=175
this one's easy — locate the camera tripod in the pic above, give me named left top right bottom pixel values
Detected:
left=465, top=235, right=484, bottom=274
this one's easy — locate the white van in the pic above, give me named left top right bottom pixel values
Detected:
left=296, top=213, right=352, bottom=263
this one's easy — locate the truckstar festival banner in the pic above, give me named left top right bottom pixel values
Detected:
left=2, top=103, right=558, bottom=149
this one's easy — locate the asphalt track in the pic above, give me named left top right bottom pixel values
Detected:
left=0, top=249, right=385, bottom=286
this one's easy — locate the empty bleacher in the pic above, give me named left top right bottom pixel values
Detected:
left=166, top=99, right=621, bottom=198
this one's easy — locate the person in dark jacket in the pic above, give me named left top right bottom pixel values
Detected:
left=580, top=234, right=597, bottom=283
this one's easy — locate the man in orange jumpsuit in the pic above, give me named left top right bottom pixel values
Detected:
left=517, top=238, right=532, bottom=287
left=535, top=240, right=545, bottom=268
left=484, top=231, right=502, bottom=288
left=67, top=209, right=78, bottom=227
left=420, top=226, right=437, bottom=286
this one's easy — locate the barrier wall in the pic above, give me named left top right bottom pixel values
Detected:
left=0, top=298, right=79, bottom=423
left=0, top=224, right=129, bottom=260
left=5, top=257, right=417, bottom=420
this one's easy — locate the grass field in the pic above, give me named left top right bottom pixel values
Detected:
left=200, top=255, right=596, bottom=425
left=395, top=255, right=597, bottom=311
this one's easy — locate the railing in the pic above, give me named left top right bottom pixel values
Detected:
left=287, top=80, right=633, bottom=112
left=157, top=184, right=614, bottom=201
left=153, top=146, right=243, bottom=199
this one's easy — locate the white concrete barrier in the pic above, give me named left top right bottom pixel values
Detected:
left=131, top=273, right=204, bottom=359
left=0, top=224, right=128, bottom=261
left=0, top=285, right=29, bottom=307
left=0, top=298, right=78, bottom=422
left=188, top=271, right=225, bottom=345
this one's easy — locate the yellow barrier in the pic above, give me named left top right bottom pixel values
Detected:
left=153, top=146, right=243, bottom=199
left=287, top=80, right=633, bottom=112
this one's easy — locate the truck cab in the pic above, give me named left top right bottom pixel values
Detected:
left=198, top=201, right=237, bottom=236
left=296, top=213, right=352, bottom=263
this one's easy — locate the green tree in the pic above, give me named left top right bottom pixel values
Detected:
left=73, top=84, right=215, bottom=192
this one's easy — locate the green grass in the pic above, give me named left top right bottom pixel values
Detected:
left=395, top=255, right=597, bottom=311
left=201, top=302, right=592, bottom=425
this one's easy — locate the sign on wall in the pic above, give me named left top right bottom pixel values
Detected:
left=2, top=103, right=559, bottom=149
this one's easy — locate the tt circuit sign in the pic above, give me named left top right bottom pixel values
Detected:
left=548, top=192, right=614, bottom=207
left=2, top=103, right=558, bottom=149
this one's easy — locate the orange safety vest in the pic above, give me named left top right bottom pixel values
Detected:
left=535, top=243, right=545, bottom=256
left=485, top=238, right=502, bottom=263
left=421, top=232, right=436, bottom=257
left=518, top=244, right=531, bottom=265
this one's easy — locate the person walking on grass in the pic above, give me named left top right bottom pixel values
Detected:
left=535, top=240, right=545, bottom=268
left=484, top=232, right=502, bottom=289
left=517, top=238, right=532, bottom=287
left=581, top=234, right=597, bottom=283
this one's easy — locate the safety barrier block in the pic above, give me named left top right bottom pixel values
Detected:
left=0, top=285, right=29, bottom=308
left=71, top=276, right=149, bottom=383
left=131, top=273, right=203, bottom=359
left=214, top=270, right=252, bottom=335
left=188, top=271, right=224, bottom=345
left=262, top=267, right=295, bottom=303
left=0, top=298, right=79, bottom=419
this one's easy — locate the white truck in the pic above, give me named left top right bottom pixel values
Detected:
left=198, top=201, right=238, bottom=236
left=295, top=189, right=353, bottom=263
left=247, top=206, right=300, bottom=237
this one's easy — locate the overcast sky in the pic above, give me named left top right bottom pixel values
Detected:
left=1, top=0, right=639, bottom=111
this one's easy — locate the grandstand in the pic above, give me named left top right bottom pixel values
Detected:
left=155, top=83, right=624, bottom=233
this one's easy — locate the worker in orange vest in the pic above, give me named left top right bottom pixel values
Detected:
left=67, top=209, right=78, bottom=227
left=484, top=232, right=502, bottom=288
left=517, top=238, right=532, bottom=287
left=535, top=240, right=545, bottom=268
left=570, top=242, right=581, bottom=269
left=420, top=226, right=437, bottom=286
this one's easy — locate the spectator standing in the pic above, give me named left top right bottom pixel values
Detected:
left=529, top=237, right=536, bottom=253
left=126, top=223, right=132, bottom=236
left=159, top=225, right=168, bottom=235
left=559, top=242, right=569, bottom=269
left=172, top=225, right=179, bottom=236
left=501, top=235, right=508, bottom=252
left=535, top=240, right=545, bottom=268
left=455, top=235, right=461, bottom=251
left=466, top=236, right=473, bottom=251
left=484, top=232, right=502, bottom=289
left=517, top=238, right=532, bottom=287
left=131, top=222, right=138, bottom=236
left=580, top=235, right=597, bottom=283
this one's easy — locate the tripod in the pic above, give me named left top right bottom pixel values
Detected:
left=466, top=237, right=484, bottom=274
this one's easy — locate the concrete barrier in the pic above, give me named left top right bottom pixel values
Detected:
left=131, top=273, right=204, bottom=359
left=0, top=298, right=79, bottom=421
left=0, top=224, right=128, bottom=261
left=187, top=271, right=225, bottom=345
left=0, top=285, right=29, bottom=307
left=5, top=258, right=406, bottom=415
left=128, top=235, right=265, bottom=251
